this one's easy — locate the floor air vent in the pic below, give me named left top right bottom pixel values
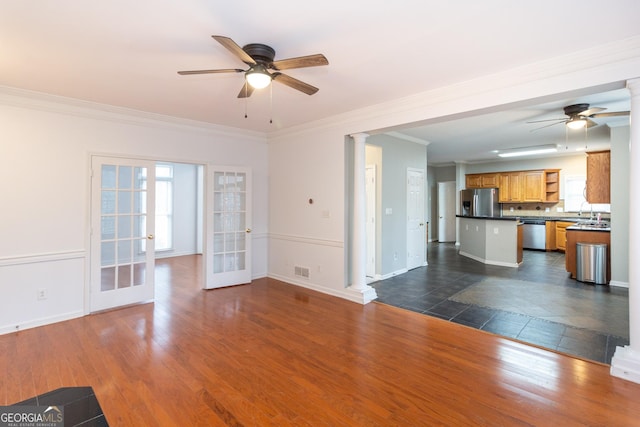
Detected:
left=294, top=266, right=310, bottom=278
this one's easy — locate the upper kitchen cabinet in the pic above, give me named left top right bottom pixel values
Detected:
left=516, top=169, right=560, bottom=203
left=586, top=150, right=610, bottom=204
left=522, top=170, right=545, bottom=202
left=499, top=172, right=522, bottom=202
left=466, top=173, right=498, bottom=189
left=468, top=169, right=560, bottom=203
left=544, top=170, right=560, bottom=203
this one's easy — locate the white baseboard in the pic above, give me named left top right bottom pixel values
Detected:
left=458, top=251, right=519, bottom=268
left=379, top=268, right=409, bottom=280
left=611, top=346, right=640, bottom=385
left=267, top=273, right=377, bottom=305
left=0, top=310, right=84, bottom=336
left=609, top=280, right=629, bottom=288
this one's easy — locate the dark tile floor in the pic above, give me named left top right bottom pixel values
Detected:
left=13, top=386, right=108, bottom=426
left=371, top=243, right=629, bottom=364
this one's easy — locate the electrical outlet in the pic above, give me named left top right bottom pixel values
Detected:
left=37, top=288, right=47, bottom=301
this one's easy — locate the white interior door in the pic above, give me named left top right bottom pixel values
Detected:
left=365, top=165, right=376, bottom=278
left=90, top=156, right=155, bottom=312
left=407, top=168, right=425, bottom=270
left=205, top=166, right=252, bottom=289
left=438, top=181, right=457, bottom=242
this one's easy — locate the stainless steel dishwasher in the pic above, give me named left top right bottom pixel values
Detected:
left=522, top=219, right=546, bottom=250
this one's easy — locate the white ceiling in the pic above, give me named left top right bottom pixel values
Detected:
left=397, top=87, right=631, bottom=165
left=1, top=1, right=639, bottom=163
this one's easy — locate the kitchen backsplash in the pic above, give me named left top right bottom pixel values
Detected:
left=501, top=200, right=611, bottom=220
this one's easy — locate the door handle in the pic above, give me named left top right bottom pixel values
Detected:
left=147, top=234, right=154, bottom=240
left=245, top=228, right=252, bottom=233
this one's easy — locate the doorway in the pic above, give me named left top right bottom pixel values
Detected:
left=437, top=181, right=456, bottom=242
left=90, top=157, right=252, bottom=312
left=366, top=164, right=376, bottom=278
left=407, top=168, right=426, bottom=270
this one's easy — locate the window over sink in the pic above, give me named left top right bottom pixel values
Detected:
left=564, top=175, right=610, bottom=214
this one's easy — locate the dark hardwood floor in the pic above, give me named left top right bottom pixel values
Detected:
left=1, top=255, right=639, bottom=426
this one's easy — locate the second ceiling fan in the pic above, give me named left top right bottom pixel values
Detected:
left=178, top=35, right=329, bottom=98
left=528, top=103, right=629, bottom=131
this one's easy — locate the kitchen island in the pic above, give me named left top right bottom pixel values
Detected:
left=457, top=216, right=522, bottom=267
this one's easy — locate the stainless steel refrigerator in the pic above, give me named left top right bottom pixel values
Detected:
left=460, top=188, right=500, bottom=217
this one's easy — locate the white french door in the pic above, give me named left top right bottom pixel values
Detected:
left=90, top=156, right=156, bottom=312
left=205, top=166, right=252, bottom=289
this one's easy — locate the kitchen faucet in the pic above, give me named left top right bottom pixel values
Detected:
left=578, top=201, right=595, bottom=222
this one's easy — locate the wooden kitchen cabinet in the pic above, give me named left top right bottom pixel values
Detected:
left=465, top=173, right=498, bottom=188
left=555, top=221, right=574, bottom=252
left=545, top=221, right=556, bottom=251
left=468, top=169, right=559, bottom=202
left=517, top=223, right=523, bottom=263
left=521, top=170, right=545, bottom=202
left=586, top=150, right=610, bottom=203
left=499, top=172, right=522, bottom=202
left=544, top=170, right=560, bottom=202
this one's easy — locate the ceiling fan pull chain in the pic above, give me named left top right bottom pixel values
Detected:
left=584, top=123, right=589, bottom=151
left=244, top=81, right=248, bottom=118
left=270, top=83, right=273, bottom=124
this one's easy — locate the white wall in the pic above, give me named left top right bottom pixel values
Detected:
left=611, top=126, right=631, bottom=285
left=268, top=126, right=348, bottom=298
left=0, top=90, right=268, bottom=334
left=365, top=135, right=428, bottom=277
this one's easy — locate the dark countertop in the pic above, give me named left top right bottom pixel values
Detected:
left=458, top=215, right=583, bottom=222
left=457, top=215, right=518, bottom=221
left=503, top=216, right=583, bottom=222
left=457, top=215, right=612, bottom=230
left=567, top=224, right=611, bottom=232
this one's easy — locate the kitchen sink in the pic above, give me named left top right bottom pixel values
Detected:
left=576, top=220, right=610, bottom=227
left=569, top=221, right=611, bottom=231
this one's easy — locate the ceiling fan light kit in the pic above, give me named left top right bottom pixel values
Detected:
left=566, top=117, right=587, bottom=130
left=245, top=65, right=272, bottom=89
left=527, top=103, right=629, bottom=132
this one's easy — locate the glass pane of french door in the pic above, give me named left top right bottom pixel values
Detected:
left=91, top=156, right=155, bottom=312
left=206, top=166, right=251, bottom=289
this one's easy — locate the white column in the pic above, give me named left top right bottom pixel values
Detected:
left=611, top=77, right=640, bottom=383
left=348, top=133, right=377, bottom=304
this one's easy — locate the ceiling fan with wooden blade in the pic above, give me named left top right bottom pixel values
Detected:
left=527, top=103, right=630, bottom=131
left=178, top=35, right=328, bottom=98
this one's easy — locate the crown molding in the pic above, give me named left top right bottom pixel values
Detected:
left=268, top=36, right=640, bottom=141
left=0, top=85, right=267, bottom=143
